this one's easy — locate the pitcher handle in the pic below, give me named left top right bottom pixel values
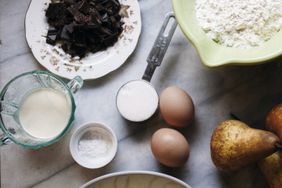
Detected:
left=0, top=101, right=18, bottom=146
left=0, top=128, right=11, bottom=146
left=67, top=76, right=84, bottom=94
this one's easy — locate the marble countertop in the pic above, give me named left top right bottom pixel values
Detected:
left=1, top=0, right=282, bottom=187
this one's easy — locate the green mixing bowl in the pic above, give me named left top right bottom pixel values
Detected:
left=172, top=0, right=282, bottom=67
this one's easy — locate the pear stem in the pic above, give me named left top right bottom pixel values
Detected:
left=275, top=142, right=282, bottom=150
left=230, top=113, right=241, bottom=120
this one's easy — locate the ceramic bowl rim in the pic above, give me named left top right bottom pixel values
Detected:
left=80, top=170, right=191, bottom=188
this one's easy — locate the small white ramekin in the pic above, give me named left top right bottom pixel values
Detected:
left=69, top=122, right=118, bottom=169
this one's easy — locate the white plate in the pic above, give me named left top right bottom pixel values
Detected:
left=80, top=171, right=191, bottom=188
left=25, top=0, right=141, bottom=80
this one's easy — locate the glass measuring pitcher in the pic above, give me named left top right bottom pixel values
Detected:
left=0, top=71, right=83, bottom=149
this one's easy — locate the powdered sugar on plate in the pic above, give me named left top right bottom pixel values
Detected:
left=195, top=0, right=282, bottom=48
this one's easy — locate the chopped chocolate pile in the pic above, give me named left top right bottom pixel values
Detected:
left=45, top=0, right=124, bottom=58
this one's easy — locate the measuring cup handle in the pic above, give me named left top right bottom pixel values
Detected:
left=67, top=76, right=84, bottom=94
left=142, top=12, right=177, bottom=82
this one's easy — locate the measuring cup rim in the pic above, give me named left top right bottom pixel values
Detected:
left=116, top=79, right=158, bottom=99
left=115, top=79, right=159, bottom=122
left=0, top=70, right=76, bottom=149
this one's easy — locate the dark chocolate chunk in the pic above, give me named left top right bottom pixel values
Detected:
left=45, top=0, right=125, bottom=58
left=46, top=27, right=60, bottom=45
left=69, top=43, right=87, bottom=57
left=46, top=3, right=73, bottom=28
left=60, top=24, right=72, bottom=41
left=79, top=1, right=91, bottom=14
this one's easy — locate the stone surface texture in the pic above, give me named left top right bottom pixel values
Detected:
left=1, top=0, right=282, bottom=188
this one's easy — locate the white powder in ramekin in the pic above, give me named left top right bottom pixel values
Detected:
left=78, top=128, right=113, bottom=161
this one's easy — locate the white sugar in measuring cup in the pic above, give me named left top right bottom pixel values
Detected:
left=116, top=13, right=177, bottom=122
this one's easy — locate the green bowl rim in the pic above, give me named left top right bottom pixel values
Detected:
left=172, top=0, right=282, bottom=67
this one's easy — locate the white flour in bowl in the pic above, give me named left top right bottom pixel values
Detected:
left=195, top=0, right=282, bottom=48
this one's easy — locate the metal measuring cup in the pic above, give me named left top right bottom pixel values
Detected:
left=116, top=12, right=178, bottom=122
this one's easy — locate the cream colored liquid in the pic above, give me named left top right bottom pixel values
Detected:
left=19, top=88, right=71, bottom=139
left=117, top=80, right=159, bottom=122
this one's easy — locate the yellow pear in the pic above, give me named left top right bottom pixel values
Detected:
left=258, top=152, right=282, bottom=188
left=211, top=120, right=281, bottom=171
left=266, top=104, right=282, bottom=140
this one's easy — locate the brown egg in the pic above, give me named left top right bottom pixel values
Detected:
left=160, top=86, right=194, bottom=128
left=151, top=128, right=189, bottom=167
